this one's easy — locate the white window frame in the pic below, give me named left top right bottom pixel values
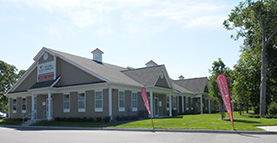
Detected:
left=78, top=92, right=86, bottom=112
left=166, top=96, right=169, bottom=111
left=118, top=90, right=125, bottom=112
left=12, top=98, right=17, bottom=113
left=131, top=92, right=137, bottom=111
left=173, top=96, right=177, bottom=110
left=95, top=90, right=103, bottom=112
left=22, top=98, right=27, bottom=113
left=63, top=94, right=70, bottom=113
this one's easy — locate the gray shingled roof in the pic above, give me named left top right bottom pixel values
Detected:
left=122, top=65, right=163, bottom=87
left=30, top=80, right=56, bottom=89
left=172, top=82, right=194, bottom=94
left=172, top=77, right=208, bottom=93
left=47, top=48, right=144, bottom=87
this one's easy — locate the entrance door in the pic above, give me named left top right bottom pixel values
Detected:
left=154, top=96, right=159, bottom=117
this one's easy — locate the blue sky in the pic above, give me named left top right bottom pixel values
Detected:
left=1, top=0, right=243, bottom=79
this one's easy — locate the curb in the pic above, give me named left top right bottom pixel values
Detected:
left=1, top=125, right=276, bottom=134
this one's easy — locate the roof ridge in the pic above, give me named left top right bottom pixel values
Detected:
left=45, top=47, right=127, bottom=70
left=173, top=77, right=208, bottom=81
left=121, top=64, right=164, bottom=72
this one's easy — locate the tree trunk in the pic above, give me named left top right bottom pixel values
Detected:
left=260, top=20, right=267, bottom=117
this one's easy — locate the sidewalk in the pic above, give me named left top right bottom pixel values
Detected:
left=257, top=126, right=277, bottom=132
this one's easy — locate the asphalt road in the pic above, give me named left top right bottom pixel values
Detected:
left=0, top=126, right=276, bottom=143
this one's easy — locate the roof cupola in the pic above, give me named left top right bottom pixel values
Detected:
left=91, top=48, right=104, bottom=63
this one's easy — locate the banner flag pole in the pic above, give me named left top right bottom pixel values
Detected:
left=141, top=87, right=154, bottom=129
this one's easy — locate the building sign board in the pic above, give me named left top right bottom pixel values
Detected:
left=37, top=61, right=55, bottom=81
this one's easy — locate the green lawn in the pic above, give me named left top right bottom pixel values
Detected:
left=32, top=112, right=277, bottom=131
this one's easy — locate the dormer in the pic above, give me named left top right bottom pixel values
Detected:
left=179, top=75, right=184, bottom=80
left=145, top=60, right=158, bottom=67
left=91, top=48, right=104, bottom=63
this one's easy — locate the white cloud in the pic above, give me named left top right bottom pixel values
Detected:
left=8, top=0, right=229, bottom=35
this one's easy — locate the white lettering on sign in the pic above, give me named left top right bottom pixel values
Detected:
left=38, top=61, right=54, bottom=75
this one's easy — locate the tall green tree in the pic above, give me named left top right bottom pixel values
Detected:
left=232, top=45, right=261, bottom=114
left=223, top=0, right=277, bottom=116
left=0, top=60, right=25, bottom=113
left=209, top=58, right=232, bottom=119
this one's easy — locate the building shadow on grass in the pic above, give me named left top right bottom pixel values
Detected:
left=223, top=119, right=260, bottom=124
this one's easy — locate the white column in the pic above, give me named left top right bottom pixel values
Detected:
left=150, top=90, right=153, bottom=117
left=182, top=96, right=184, bottom=113
left=31, top=94, right=35, bottom=120
left=109, top=88, right=112, bottom=120
left=208, top=98, right=211, bottom=114
left=200, top=95, right=203, bottom=114
left=47, top=92, right=52, bottom=120
left=169, top=95, right=172, bottom=117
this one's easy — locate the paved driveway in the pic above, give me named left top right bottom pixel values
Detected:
left=0, top=126, right=277, bottom=143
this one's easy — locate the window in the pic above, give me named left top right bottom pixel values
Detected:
left=78, top=93, right=85, bottom=112
left=12, top=99, right=17, bottom=113
left=118, top=91, right=125, bottom=112
left=131, top=92, right=137, bottom=111
left=166, top=96, right=170, bottom=111
left=63, top=94, right=70, bottom=112
left=185, top=97, right=189, bottom=110
left=22, top=98, right=26, bottom=113
left=95, top=91, right=103, bottom=112
left=173, top=96, right=177, bottom=110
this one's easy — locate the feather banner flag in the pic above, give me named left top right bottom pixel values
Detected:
left=141, top=87, right=154, bottom=129
left=216, top=73, right=234, bottom=129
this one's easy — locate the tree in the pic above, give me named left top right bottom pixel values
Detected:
left=223, top=0, right=277, bottom=116
left=232, top=45, right=261, bottom=114
left=209, top=58, right=232, bottom=119
left=0, top=60, right=25, bottom=113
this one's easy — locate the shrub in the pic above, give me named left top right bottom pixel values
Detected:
left=130, top=116, right=138, bottom=120
left=103, top=116, right=111, bottom=122
left=96, top=117, right=102, bottom=122
left=122, top=116, right=129, bottom=121
left=55, top=117, right=61, bottom=122
left=88, top=117, right=94, bottom=122
left=4, top=118, right=23, bottom=122
left=268, top=102, right=277, bottom=115
left=115, top=116, right=122, bottom=121
left=82, top=117, right=88, bottom=122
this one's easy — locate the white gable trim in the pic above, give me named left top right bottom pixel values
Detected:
left=41, top=48, right=108, bottom=82
left=153, top=66, right=173, bottom=89
left=6, top=62, right=37, bottom=94
left=33, top=47, right=57, bottom=61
